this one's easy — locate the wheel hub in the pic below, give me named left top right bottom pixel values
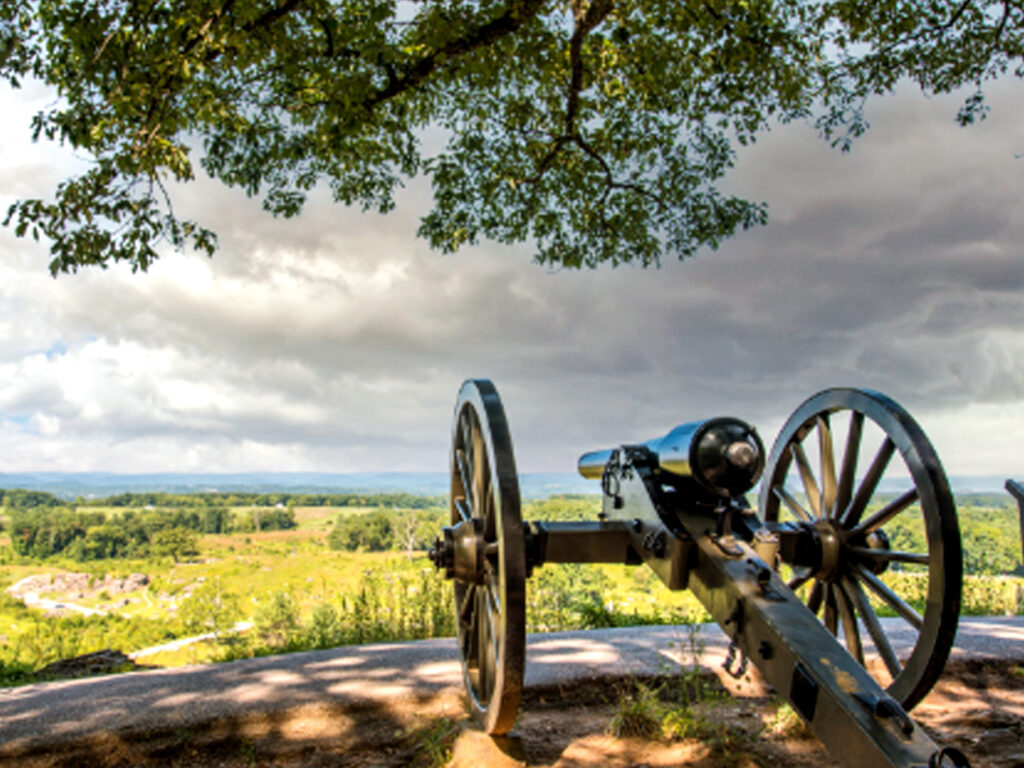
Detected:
left=430, top=519, right=486, bottom=584
left=812, top=519, right=843, bottom=583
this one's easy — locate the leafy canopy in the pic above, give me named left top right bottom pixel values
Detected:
left=1, top=1, right=1020, bottom=274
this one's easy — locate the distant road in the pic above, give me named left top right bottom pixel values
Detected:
left=128, top=622, right=255, bottom=659
left=0, top=616, right=1020, bottom=762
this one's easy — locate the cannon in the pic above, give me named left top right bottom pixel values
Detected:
left=429, top=380, right=970, bottom=768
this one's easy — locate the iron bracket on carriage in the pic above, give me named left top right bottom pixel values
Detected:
left=428, top=380, right=972, bottom=768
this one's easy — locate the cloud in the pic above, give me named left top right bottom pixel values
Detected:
left=0, top=79, right=1022, bottom=476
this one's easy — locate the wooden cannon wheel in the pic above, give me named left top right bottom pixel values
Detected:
left=758, top=388, right=962, bottom=710
left=447, top=379, right=526, bottom=734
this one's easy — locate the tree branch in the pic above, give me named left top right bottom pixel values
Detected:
left=937, top=0, right=976, bottom=31
left=365, top=0, right=547, bottom=107
left=565, top=0, right=614, bottom=133
left=242, top=0, right=304, bottom=33
left=520, top=135, right=573, bottom=183
left=574, top=134, right=669, bottom=211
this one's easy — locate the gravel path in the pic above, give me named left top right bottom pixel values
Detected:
left=0, top=617, right=1020, bottom=761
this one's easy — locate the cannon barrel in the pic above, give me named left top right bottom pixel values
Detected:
left=578, top=417, right=765, bottom=497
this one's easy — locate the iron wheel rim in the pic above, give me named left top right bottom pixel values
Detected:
left=758, top=388, right=961, bottom=710
left=449, top=378, right=526, bottom=734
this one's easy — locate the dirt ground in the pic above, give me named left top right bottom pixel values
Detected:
left=460, top=658, right=1024, bottom=768
left=6, top=658, right=1022, bottom=768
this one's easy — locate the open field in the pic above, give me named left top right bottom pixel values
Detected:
left=0, top=493, right=1021, bottom=686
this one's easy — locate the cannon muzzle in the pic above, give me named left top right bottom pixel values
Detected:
left=578, top=417, right=764, bottom=497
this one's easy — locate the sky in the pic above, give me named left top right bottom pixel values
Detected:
left=0, top=77, right=1022, bottom=479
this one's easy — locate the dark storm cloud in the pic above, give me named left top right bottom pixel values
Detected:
left=0, top=80, right=1022, bottom=472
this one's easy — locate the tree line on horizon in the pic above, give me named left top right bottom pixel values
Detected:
left=3, top=505, right=297, bottom=562
left=0, top=488, right=446, bottom=510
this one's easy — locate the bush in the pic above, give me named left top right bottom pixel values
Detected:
left=328, top=511, right=394, bottom=551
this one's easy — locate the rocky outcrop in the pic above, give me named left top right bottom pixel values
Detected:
left=32, top=650, right=151, bottom=681
left=7, top=572, right=148, bottom=599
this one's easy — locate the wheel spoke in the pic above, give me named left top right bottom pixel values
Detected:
left=482, top=590, right=498, bottom=698
left=773, top=485, right=813, bottom=523
left=456, top=449, right=473, bottom=516
left=461, top=412, right=475, bottom=495
left=818, top=415, right=838, bottom=519
left=844, top=576, right=902, bottom=679
left=849, top=488, right=920, bottom=538
left=483, top=478, right=496, bottom=541
left=834, top=411, right=863, bottom=521
left=459, top=584, right=477, bottom=625
left=848, top=546, right=930, bottom=566
left=823, top=583, right=838, bottom=635
left=791, top=441, right=823, bottom=519
left=485, top=568, right=502, bottom=614
left=488, top=588, right=501, bottom=638
left=835, top=581, right=864, bottom=664
left=454, top=497, right=472, bottom=523
left=806, top=581, right=824, bottom=615
left=460, top=411, right=473, bottom=463
left=472, top=427, right=486, bottom=523
left=841, top=437, right=896, bottom=527
left=856, top=564, right=923, bottom=630
left=461, top=591, right=478, bottom=666
left=788, top=571, right=813, bottom=591
left=476, top=588, right=491, bottom=697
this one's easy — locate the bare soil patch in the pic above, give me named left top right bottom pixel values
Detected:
left=5, top=658, right=1022, bottom=768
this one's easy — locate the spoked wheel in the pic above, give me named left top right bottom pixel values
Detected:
left=430, top=379, right=526, bottom=734
left=758, top=388, right=962, bottom=710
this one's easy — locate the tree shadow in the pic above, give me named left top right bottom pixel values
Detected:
left=0, top=637, right=467, bottom=767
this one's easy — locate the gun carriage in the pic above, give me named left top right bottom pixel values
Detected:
left=429, top=379, right=970, bottom=768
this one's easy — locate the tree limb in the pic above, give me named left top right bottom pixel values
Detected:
left=365, top=0, right=547, bottom=107
left=937, top=0, right=976, bottom=31
left=574, top=134, right=669, bottom=211
left=565, top=0, right=614, bottom=133
left=242, top=0, right=304, bottom=33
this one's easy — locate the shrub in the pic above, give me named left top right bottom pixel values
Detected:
left=254, top=592, right=301, bottom=647
left=609, top=682, right=663, bottom=738
left=150, top=527, right=200, bottom=563
left=179, top=580, right=242, bottom=635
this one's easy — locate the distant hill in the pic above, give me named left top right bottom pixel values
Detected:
left=0, top=472, right=1018, bottom=503
left=0, top=471, right=598, bottom=500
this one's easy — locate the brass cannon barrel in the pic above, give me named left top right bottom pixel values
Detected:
left=578, top=417, right=765, bottom=497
